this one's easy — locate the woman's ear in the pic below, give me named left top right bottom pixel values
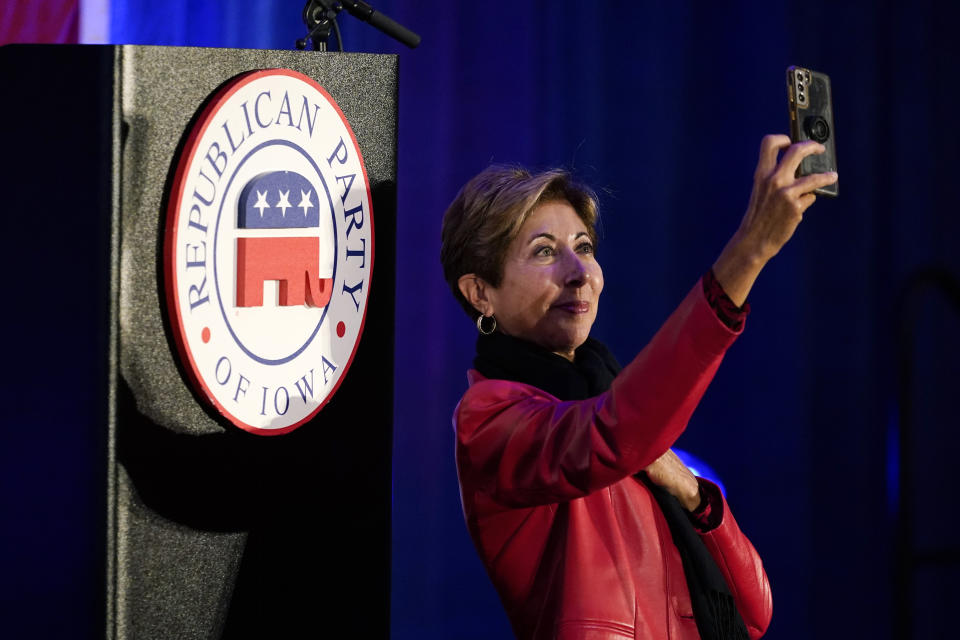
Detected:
left=458, top=274, right=494, bottom=316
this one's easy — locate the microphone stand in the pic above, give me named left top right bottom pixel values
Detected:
left=296, top=0, right=339, bottom=52
left=295, top=0, right=421, bottom=51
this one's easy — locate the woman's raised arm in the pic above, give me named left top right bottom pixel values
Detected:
left=713, top=135, right=838, bottom=306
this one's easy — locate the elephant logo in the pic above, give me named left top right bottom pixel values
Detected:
left=235, top=171, right=333, bottom=308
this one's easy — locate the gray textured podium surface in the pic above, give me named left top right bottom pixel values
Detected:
left=114, top=46, right=397, bottom=639
left=114, top=466, right=246, bottom=637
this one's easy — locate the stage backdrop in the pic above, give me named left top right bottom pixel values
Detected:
left=6, top=1, right=959, bottom=638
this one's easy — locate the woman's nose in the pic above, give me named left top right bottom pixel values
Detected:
left=562, top=248, right=588, bottom=286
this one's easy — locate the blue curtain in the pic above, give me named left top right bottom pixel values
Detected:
left=108, top=1, right=960, bottom=638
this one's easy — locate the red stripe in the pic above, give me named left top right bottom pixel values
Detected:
left=0, top=0, right=79, bottom=45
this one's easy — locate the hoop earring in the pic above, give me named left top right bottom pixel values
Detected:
left=476, top=314, right=496, bottom=336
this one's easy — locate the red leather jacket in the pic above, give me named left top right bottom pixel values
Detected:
left=454, top=281, right=772, bottom=639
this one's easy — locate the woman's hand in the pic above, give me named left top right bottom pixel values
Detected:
left=644, top=449, right=702, bottom=512
left=713, top=135, right=839, bottom=306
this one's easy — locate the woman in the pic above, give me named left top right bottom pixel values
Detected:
left=440, top=135, right=837, bottom=640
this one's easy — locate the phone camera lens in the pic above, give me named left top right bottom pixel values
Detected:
left=798, top=83, right=804, bottom=91
left=804, top=116, right=830, bottom=142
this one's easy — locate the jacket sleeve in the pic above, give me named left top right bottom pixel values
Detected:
left=455, top=279, right=743, bottom=508
left=697, top=480, right=773, bottom=639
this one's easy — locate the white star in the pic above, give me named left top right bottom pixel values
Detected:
left=276, top=189, right=291, bottom=216
left=253, top=189, right=270, bottom=217
left=298, top=189, right=313, bottom=216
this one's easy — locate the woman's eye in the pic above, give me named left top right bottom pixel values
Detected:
left=534, top=245, right=555, bottom=257
left=577, top=242, right=595, bottom=254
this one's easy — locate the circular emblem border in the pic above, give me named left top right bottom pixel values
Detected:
left=164, top=68, right=375, bottom=436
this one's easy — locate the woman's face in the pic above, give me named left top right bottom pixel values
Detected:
left=486, top=200, right=603, bottom=360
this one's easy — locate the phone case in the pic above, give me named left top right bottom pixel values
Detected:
left=787, top=66, right=838, bottom=197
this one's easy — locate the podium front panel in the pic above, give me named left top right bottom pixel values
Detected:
left=1, top=44, right=397, bottom=639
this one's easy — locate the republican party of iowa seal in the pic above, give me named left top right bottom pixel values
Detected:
left=165, top=69, right=373, bottom=435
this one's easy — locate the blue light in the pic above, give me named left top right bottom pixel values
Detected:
left=674, top=448, right=727, bottom=497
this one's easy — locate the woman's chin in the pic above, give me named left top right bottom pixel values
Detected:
left=539, top=328, right=593, bottom=359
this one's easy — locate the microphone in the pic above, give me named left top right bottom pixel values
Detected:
left=339, top=0, right=421, bottom=49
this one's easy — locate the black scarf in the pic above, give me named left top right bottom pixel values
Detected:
left=474, top=331, right=750, bottom=640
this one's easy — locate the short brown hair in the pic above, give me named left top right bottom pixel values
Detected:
left=440, top=165, right=599, bottom=318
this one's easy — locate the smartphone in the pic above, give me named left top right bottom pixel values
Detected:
left=787, top=65, right=838, bottom=197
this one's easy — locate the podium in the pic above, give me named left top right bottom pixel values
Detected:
left=0, top=45, right=397, bottom=638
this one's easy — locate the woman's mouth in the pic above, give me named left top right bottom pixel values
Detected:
left=553, top=300, right=590, bottom=314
